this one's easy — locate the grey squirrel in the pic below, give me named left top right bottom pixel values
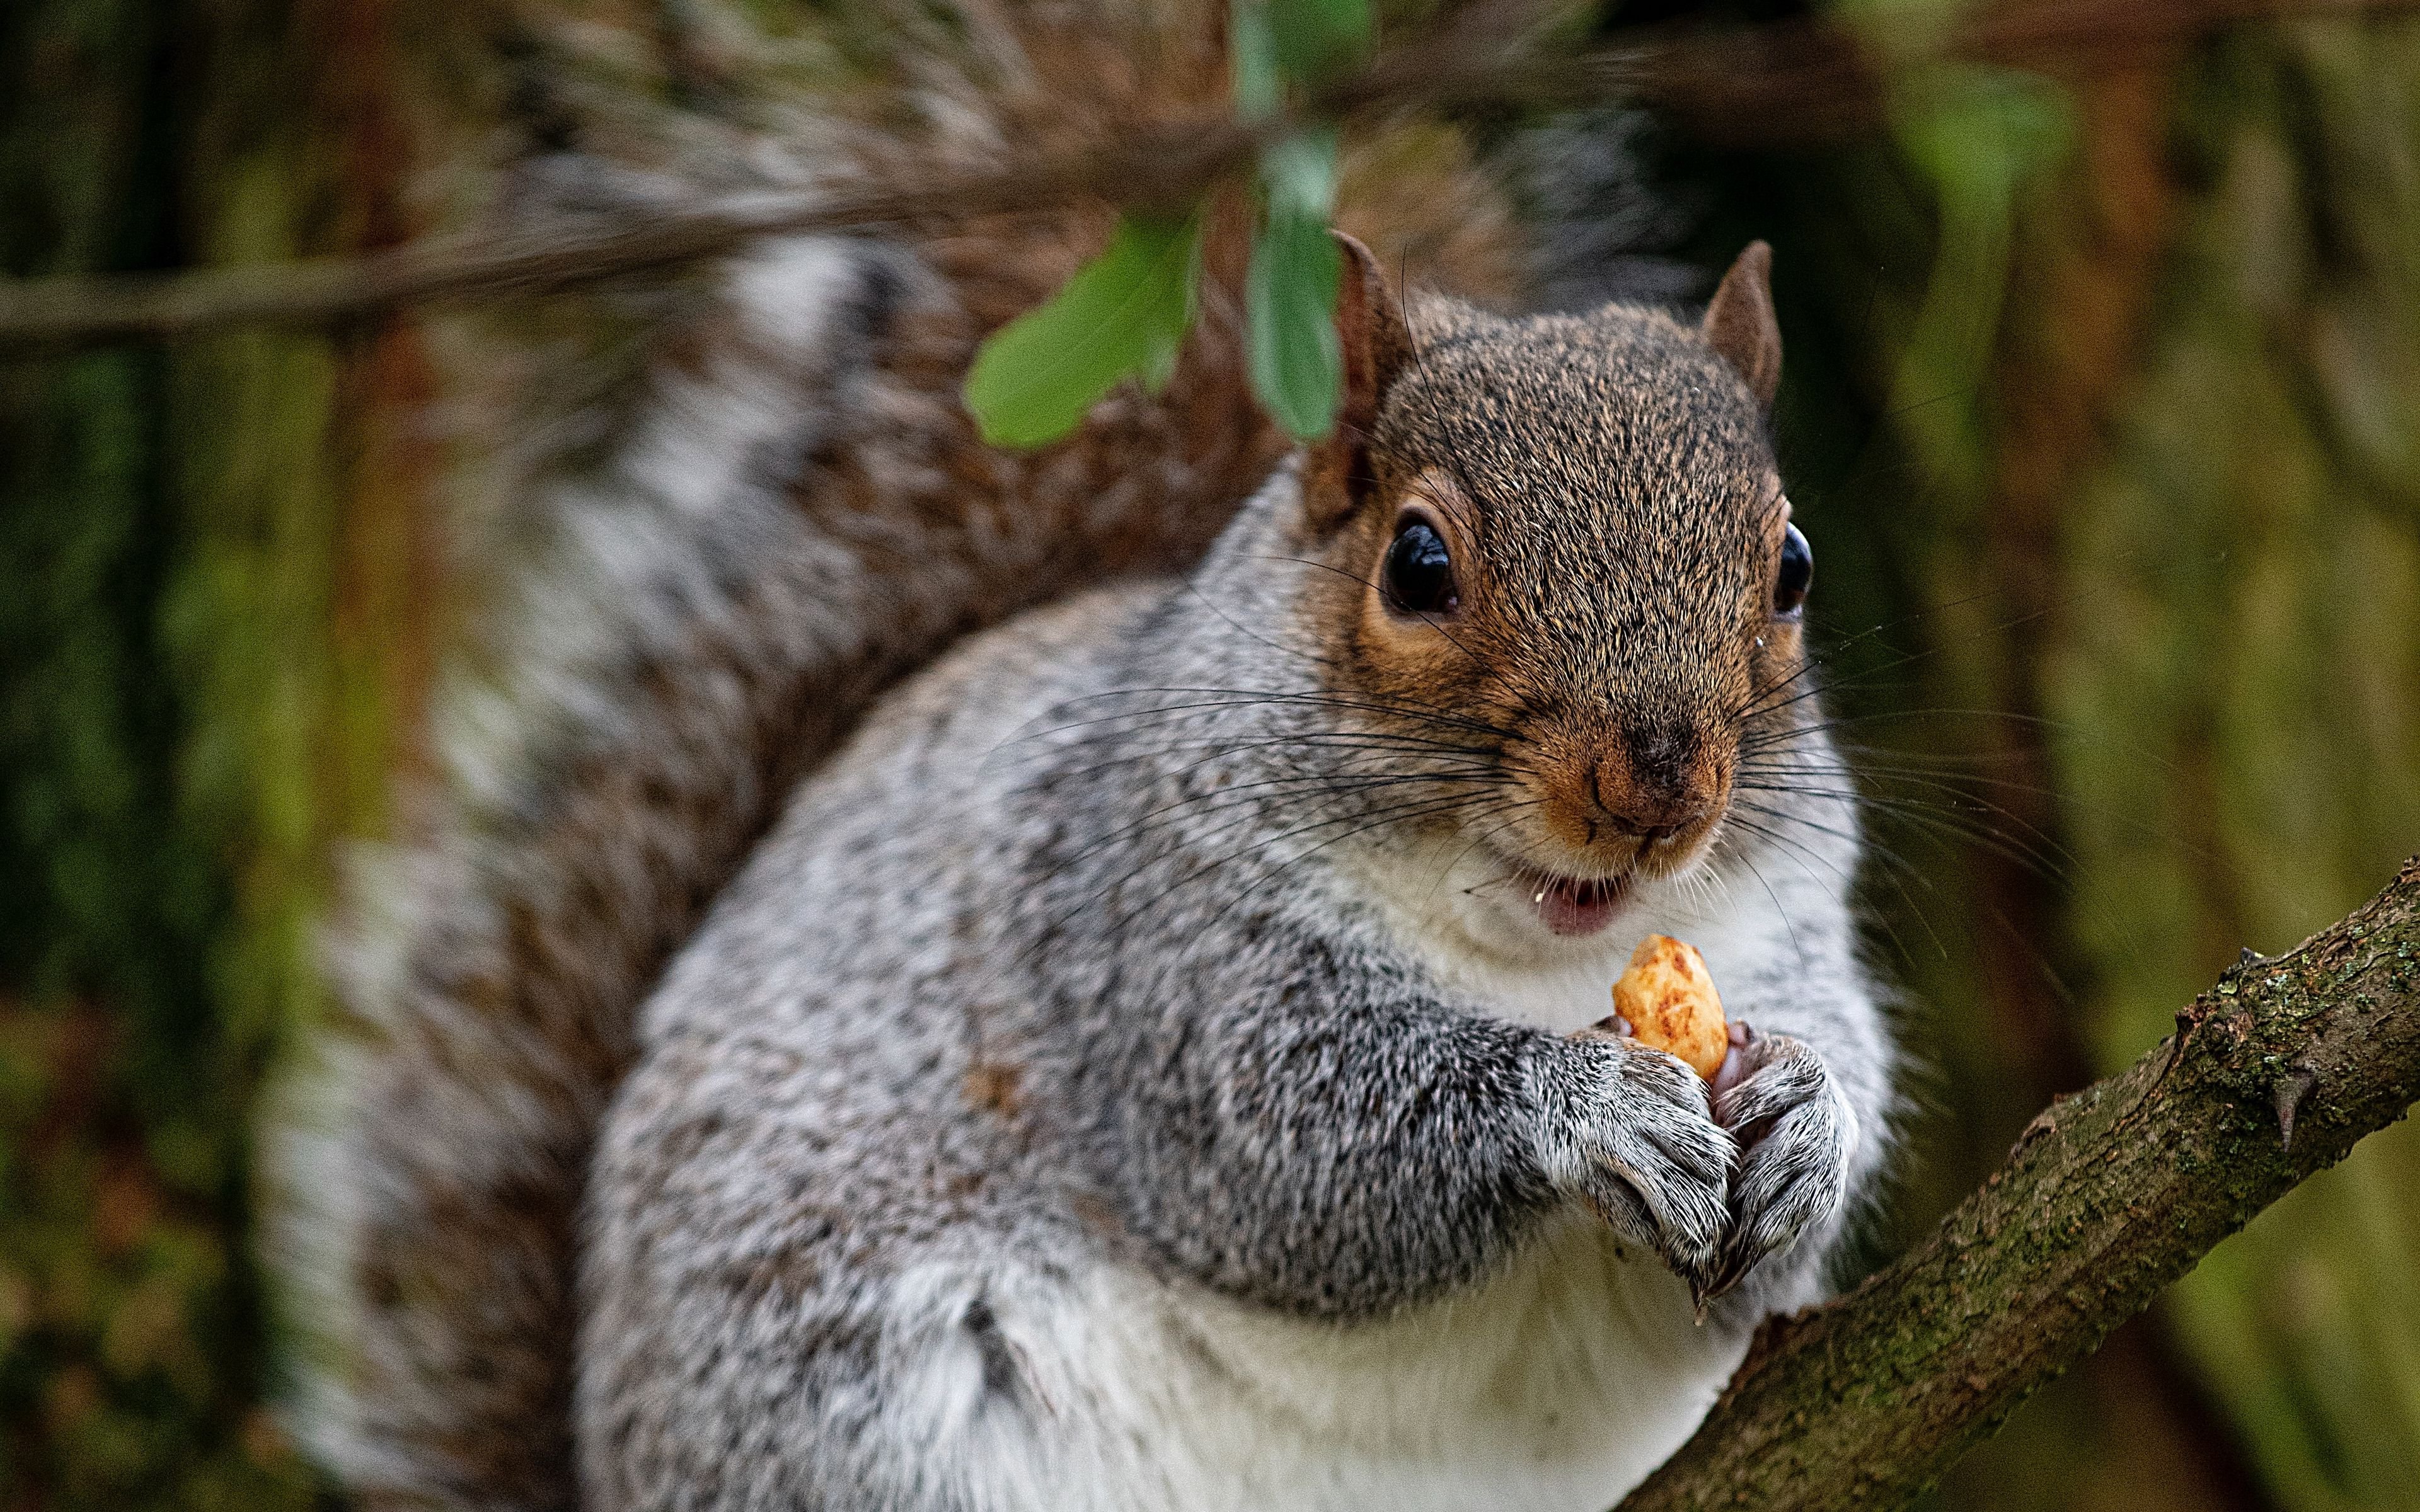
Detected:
left=266, top=10, right=1896, bottom=1509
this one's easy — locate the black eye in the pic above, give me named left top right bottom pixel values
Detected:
left=1773, top=522, right=1812, bottom=617
left=1383, top=518, right=1458, bottom=616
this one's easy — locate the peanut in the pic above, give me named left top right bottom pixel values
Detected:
left=1611, top=934, right=1729, bottom=1081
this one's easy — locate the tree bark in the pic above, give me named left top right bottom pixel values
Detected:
left=1616, top=856, right=2420, bottom=1511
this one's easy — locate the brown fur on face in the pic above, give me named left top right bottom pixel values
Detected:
left=1305, top=255, right=1805, bottom=886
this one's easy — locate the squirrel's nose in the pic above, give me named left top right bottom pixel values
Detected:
left=1591, top=724, right=1722, bottom=840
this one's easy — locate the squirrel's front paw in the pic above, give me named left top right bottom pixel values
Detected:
left=1530, top=1036, right=1735, bottom=1293
left=1705, top=1029, right=1858, bottom=1299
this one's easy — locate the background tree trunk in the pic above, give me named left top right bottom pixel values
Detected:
left=0, top=0, right=441, bottom=1503
left=1654, top=6, right=2420, bottom=1506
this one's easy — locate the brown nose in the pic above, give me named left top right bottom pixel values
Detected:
left=1593, top=723, right=1722, bottom=839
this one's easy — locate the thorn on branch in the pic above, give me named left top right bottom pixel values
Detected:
left=2275, top=1063, right=2318, bottom=1152
left=2010, top=1104, right=2061, bottom=1160
left=2117, top=999, right=2212, bottom=1135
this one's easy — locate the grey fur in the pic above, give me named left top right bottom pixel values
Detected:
left=266, top=152, right=1281, bottom=1511
left=273, top=10, right=1773, bottom=1508
left=579, top=294, right=1897, bottom=1510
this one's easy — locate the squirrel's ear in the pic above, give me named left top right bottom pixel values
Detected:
left=1700, top=241, right=1782, bottom=411
left=1305, top=231, right=1413, bottom=532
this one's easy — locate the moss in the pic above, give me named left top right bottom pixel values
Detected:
left=1, top=0, right=437, bottom=1504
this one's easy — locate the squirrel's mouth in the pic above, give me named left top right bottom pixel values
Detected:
left=1516, top=867, right=1634, bottom=937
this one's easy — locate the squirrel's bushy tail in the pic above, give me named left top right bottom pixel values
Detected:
left=265, top=3, right=1524, bottom=1505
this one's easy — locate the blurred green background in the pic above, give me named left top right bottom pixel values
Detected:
left=4, top=0, right=2419, bottom=1508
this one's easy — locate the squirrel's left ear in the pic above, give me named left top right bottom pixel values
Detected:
left=1305, top=231, right=1413, bottom=532
left=1700, top=241, right=1782, bottom=411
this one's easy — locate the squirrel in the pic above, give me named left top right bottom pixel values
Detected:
left=263, top=7, right=1896, bottom=1509
left=572, top=235, right=1895, bottom=1512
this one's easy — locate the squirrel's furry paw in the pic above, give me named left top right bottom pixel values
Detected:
left=1530, top=1035, right=1736, bottom=1293
left=1705, top=1030, right=1858, bottom=1298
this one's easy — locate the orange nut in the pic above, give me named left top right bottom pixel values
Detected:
left=1612, top=934, right=1729, bottom=1082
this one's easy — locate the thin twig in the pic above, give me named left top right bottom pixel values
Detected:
left=0, top=124, right=1267, bottom=348
left=3, top=0, right=2415, bottom=350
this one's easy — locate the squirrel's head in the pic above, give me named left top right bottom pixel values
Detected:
left=1295, top=237, right=1808, bottom=944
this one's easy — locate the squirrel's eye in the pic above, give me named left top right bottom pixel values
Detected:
left=1383, top=519, right=1458, bottom=616
left=1773, top=523, right=1812, bottom=617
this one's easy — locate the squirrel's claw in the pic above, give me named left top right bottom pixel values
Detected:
left=1707, top=1031, right=1857, bottom=1301
left=1537, top=1034, right=1735, bottom=1298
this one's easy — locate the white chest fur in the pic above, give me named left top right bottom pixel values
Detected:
left=899, top=1215, right=1748, bottom=1512
left=872, top=839, right=1773, bottom=1509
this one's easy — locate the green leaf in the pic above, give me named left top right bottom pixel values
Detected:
left=1247, top=131, right=1344, bottom=440
left=1260, top=125, right=1339, bottom=218
left=1265, top=0, right=1371, bottom=81
left=1893, top=63, right=2075, bottom=210
left=1230, top=0, right=1281, bottom=119
left=964, top=214, right=1203, bottom=449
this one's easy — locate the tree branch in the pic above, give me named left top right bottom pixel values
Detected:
left=5, top=0, right=2417, bottom=352
left=1617, top=855, right=2420, bottom=1511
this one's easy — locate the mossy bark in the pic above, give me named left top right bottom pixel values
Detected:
left=0, top=1, right=438, bottom=1505
left=1618, top=857, right=2420, bottom=1511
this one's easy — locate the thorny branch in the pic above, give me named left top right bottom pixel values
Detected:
left=1614, top=856, right=2420, bottom=1512
left=6, top=0, right=2420, bottom=350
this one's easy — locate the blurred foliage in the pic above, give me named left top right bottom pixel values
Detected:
left=2, top=0, right=430, bottom=1504
left=2056, top=26, right=2420, bottom=1501
left=1686, top=5, right=2420, bottom=1508
left=3, top=0, right=2419, bottom=1509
